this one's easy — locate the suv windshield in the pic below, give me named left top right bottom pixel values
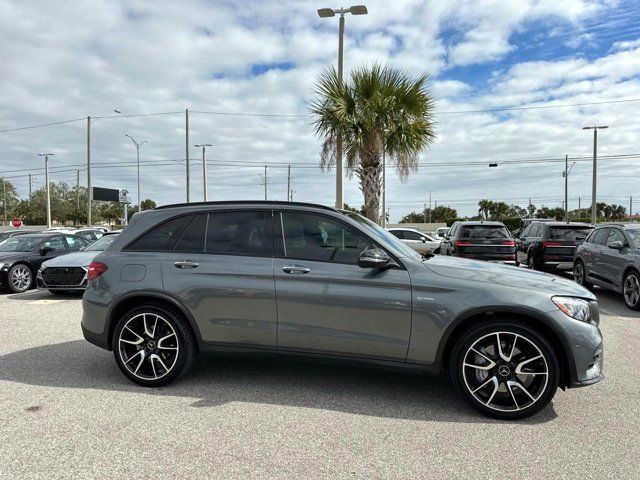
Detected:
left=549, top=226, right=592, bottom=241
left=627, top=229, right=640, bottom=249
left=341, top=211, right=422, bottom=259
left=460, top=225, right=510, bottom=239
left=82, top=234, right=118, bottom=252
left=0, top=236, right=44, bottom=252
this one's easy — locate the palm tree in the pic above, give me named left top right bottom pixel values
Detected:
left=310, top=64, right=436, bottom=221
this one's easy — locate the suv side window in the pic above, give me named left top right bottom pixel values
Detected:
left=606, top=228, right=626, bottom=247
left=402, top=230, right=424, bottom=241
left=584, top=230, right=597, bottom=243
left=531, top=225, right=542, bottom=238
left=173, top=214, right=207, bottom=253
left=280, top=212, right=372, bottom=264
left=206, top=210, right=272, bottom=257
left=64, top=235, right=86, bottom=251
left=592, top=228, right=610, bottom=246
left=520, top=225, right=532, bottom=238
left=126, top=215, right=193, bottom=252
left=42, top=235, right=66, bottom=252
left=389, top=230, right=403, bottom=239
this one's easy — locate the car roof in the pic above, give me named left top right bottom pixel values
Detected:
left=388, top=227, right=421, bottom=231
left=155, top=200, right=338, bottom=213
left=532, top=221, right=593, bottom=227
left=457, top=221, right=506, bottom=226
left=597, top=223, right=640, bottom=229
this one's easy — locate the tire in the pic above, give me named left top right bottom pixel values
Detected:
left=527, top=254, right=538, bottom=271
left=622, top=270, right=640, bottom=311
left=7, top=264, right=33, bottom=293
left=450, top=319, right=559, bottom=420
left=573, top=260, right=593, bottom=290
left=112, top=304, right=198, bottom=387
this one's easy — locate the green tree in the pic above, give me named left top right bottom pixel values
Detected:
left=0, top=179, right=20, bottom=225
left=343, top=203, right=366, bottom=216
left=478, top=199, right=493, bottom=220
left=311, top=64, right=436, bottom=222
left=140, top=199, right=156, bottom=210
left=399, top=211, right=425, bottom=223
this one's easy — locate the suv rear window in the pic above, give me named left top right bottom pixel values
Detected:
left=460, top=225, right=510, bottom=239
left=549, top=227, right=592, bottom=241
left=126, top=215, right=193, bottom=252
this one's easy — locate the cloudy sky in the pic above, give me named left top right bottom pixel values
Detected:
left=1, top=0, right=639, bottom=220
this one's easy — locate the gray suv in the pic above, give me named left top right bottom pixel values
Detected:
left=82, top=201, right=603, bottom=419
left=574, top=223, right=640, bottom=310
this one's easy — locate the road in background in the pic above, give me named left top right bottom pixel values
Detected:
left=0, top=288, right=638, bottom=479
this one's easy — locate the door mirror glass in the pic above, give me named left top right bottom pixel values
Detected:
left=358, top=248, right=390, bottom=268
left=608, top=240, right=624, bottom=250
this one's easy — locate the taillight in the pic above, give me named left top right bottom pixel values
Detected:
left=543, top=241, right=563, bottom=248
left=87, top=261, right=108, bottom=281
left=455, top=240, right=472, bottom=247
left=502, top=240, right=516, bottom=246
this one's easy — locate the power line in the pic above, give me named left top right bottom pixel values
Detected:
left=0, top=117, right=85, bottom=133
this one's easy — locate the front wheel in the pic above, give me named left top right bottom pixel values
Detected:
left=8, top=264, right=33, bottom=293
left=573, top=260, right=593, bottom=289
left=623, top=270, right=640, bottom=310
left=113, top=304, right=198, bottom=387
left=450, top=320, right=559, bottom=419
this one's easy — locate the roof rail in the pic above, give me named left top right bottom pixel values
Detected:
left=154, top=200, right=338, bottom=212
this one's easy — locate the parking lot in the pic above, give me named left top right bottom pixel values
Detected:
left=0, top=287, right=638, bottom=480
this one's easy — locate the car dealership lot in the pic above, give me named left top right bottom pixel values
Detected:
left=1, top=290, right=638, bottom=479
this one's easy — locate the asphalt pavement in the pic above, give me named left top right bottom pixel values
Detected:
left=0, top=287, right=638, bottom=479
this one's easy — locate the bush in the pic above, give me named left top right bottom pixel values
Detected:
left=501, top=218, right=522, bottom=233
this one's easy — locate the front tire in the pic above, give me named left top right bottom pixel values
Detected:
left=112, top=304, right=198, bottom=387
left=8, top=264, right=33, bottom=293
left=450, top=320, right=559, bottom=419
left=574, top=260, right=593, bottom=289
left=623, top=270, right=640, bottom=311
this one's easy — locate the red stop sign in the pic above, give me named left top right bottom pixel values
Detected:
left=11, top=217, right=22, bottom=228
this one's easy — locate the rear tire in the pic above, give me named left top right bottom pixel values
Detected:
left=527, top=254, right=538, bottom=271
left=450, top=320, right=559, bottom=420
left=573, top=260, right=593, bottom=290
left=112, top=304, right=198, bottom=387
left=622, top=270, right=640, bottom=311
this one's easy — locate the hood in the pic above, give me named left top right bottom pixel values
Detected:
left=424, top=255, right=595, bottom=299
left=41, top=251, right=98, bottom=269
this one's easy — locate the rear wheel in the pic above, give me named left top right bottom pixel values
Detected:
left=8, top=264, right=32, bottom=293
left=113, top=304, right=198, bottom=387
left=450, top=320, right=559, bottom=419
left=573, top=260, right=593, bottom=289
left=623, top=271, right=640, bottom=310
left=527, top=254, right=538, bottom=271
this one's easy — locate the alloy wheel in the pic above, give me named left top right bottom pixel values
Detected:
left=10, top=265, right=32, bottom=292
left=117, top=313, right=180, bottom=381
left=528, top=256, right=535, bottom=270
left=462, top=331, right=549, bottom=413
left=574, top=263, right=585, bottom=285
left=623, top=273, right=640, bottom=307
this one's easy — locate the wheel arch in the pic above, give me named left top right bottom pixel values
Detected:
left=436, top=307, right=574, bottom=389
left=106, top=291, right=202, bottom=351
left=621, top=264, right=640, bottom=285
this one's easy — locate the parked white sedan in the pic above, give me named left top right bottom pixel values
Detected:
left=387, top=228, right=442, bottom=254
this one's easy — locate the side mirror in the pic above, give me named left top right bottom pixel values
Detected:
left=421, top=238, right=426, bottom=243
left=40, top=247, right=54, bottom=256
left=358, top=248, right=390, bottom=269
left=608, top=240, right=624, bottom=250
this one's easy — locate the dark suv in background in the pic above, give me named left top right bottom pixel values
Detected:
left=574, top=224, right=640, bottom=310
left=516, top=222, right=593, bottom=271
left=440, top=221, right=516, bottom=262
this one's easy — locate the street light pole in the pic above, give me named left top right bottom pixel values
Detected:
left=381, top=142, right=386, bottom=227
left=194, top=144, right=213, bottom=201
left=582, top=125, right=608, bottom=225
left=562, top=155, right=576, bottom=223
left=318, top=5, right=368, bottom=210
left=38, top=153, right=54, bottom=228
left=125, top=134, right=149, bottom=210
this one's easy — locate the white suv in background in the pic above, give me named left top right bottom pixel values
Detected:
left=387, top=227, right=442, bottom=254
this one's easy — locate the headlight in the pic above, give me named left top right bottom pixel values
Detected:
left=552, top=296, right=592, bottom=323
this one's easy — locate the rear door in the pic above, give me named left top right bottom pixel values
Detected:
left=273, top=211, right=412, bottom=360
left=599, top=228, right=628, bottom=288
left=161, top=210, right=278, bottom=349
left=586, top=228, right=610, bottom=280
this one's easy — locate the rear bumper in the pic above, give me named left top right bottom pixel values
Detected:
left=81, top=293, right=113, bottom=351
left=541, top=256, right=575, bottom=271
left=454, top=253, right=516, bottom=262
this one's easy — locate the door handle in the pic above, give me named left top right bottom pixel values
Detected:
left=282, top=265, right=310, bottom=275
left=174, top=260, right=199, bottom=269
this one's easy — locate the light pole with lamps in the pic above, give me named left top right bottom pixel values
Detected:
left=38, top=153, right=55, bottom=228
left=317, top=4, right=368, bottom=209
left=125, top=134, right=149, bottom=210
left=194, top=144, right=213, bottom=201
left=582, top=125, right=608, bottom=224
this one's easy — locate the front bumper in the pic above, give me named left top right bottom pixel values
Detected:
left=37, top=267, right=88, bottom=291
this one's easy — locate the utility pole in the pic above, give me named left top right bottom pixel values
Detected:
left=76, top=170, right=80, bottom=209
left=87, top=116, right=91, bottom=226
left=28, top=174, right=32, bottom=200
left=287, top=165, right=291, bottom=202
left=259, top=166, right=268, bottom=200
left=423, top=202, right=427, bottom=224
left=562, top=155, right=575, bottom=223
left=381, top=141, right=386, bottom=227
left=429, top=191, right=432, bottom=223
left=2, top=178, right=6, bottom=226
left=194, top=144, right=212, bottom=201
left=582, top=125, right=609, bottom=224
left=185, top=109, right=190, bottom=203
left=125, top=134, right=149, bottom=209
left=630, top=196, right=633, bottom=219
left=317, top=5, right=368, bottom=209
left=38, top=153, right=54, bottom=228
left=578, top=196, right=581, bottom=213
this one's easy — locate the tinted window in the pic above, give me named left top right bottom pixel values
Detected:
left=460, top=225, right=510, bottom=239
left=0, top=236, right=46, bottom=252
left=389, top=230, right=403, bottom=239
left=76, top=231, right=97, bottom=241
left=520, top=225, right=532, bottom=238
left=64, top=236, right=86, bottom=251
left=584, top=230, right=597, bottom=244
left=83, top=234, right=118, bottom=252
left=42, top=236, right=66, bottom=252
left=402, top=230, right=424, bottom=241
left=127, top=215, right=192, bottom=252
left=549, top=227, right=592, bottom=241
left=281, top=212, right=372, bottom=264
left=206, top=211, right=272, bottom=256
left=173, top=214, right=207, bottom=253
left=627, top=229, right=640, bottom=249
left=606, top=228, right=626, bottom=246
left=592, top=228, right=610, bottom=245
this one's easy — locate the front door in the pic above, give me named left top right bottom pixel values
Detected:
left=273, top=211, right=412, bottom=361
left=599, top=228, right=628, bottom=288
left=161, top=210, right=278, bottom=348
